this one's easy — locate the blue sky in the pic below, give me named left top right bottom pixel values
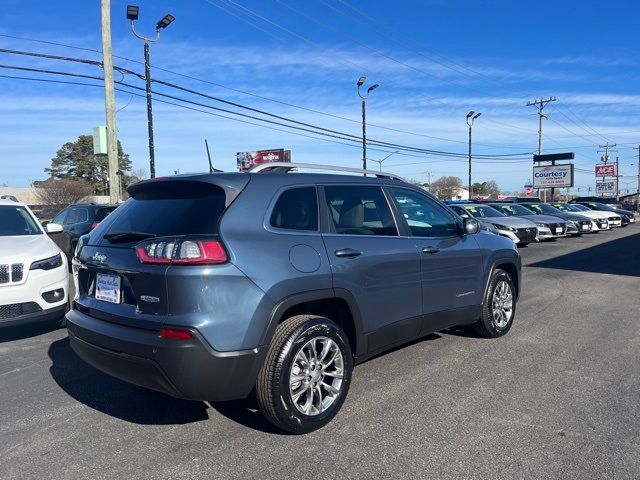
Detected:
left=1, top=0, right=639, bottom=192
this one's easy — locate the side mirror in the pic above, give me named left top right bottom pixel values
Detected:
left=41, top=220, right=50, bottom=227
left=463, top=217, right=480, bottom=235
left=45, top=223, right=63, bottom=234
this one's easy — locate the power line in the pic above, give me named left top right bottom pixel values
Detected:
left=0, top=49, right=534, bottom=158
left=0, top=38, right=535, bottom=150
left=0, top=71, right=528, bottom=166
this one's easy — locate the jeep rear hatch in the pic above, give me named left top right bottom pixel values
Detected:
left=76, top=174, right=249, bottom=325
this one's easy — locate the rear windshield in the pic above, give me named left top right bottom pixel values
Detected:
left=0, top=206, right=42, bottom=236
left=462, top=205, right=505, bottom=218
left=103, top=189, right=225, bottom=239
left=95, top=207, right=117, bottom=222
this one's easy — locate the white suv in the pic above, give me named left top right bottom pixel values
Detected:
left=0, top=196, right=68, bottom=327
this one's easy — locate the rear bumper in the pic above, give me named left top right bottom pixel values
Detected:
left=66, top=309, right=266, bottom=402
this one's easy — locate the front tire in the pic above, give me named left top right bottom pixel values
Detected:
left=256, top=315, right=353, bottom=434
left=473, top=269, right=517, bottom=338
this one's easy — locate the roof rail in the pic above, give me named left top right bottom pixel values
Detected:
left=248, top=162, right=406, bottom=181
left=0, top=195, right=19, bottom=202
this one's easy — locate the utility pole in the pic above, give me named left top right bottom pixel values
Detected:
left=425, top=171, right=432, bottom=191
left=466, top=111, right=481, bottom=199
left=127, top=5, right=175, bottom=178
left=526, top=97, right=557, bottom=201
left=597, top=143, right=617, bottom=198
left=635, top=146, right=640, bottom=212
left=615, top=156, right=619, bottom=200
left=356, top=76, right=379, bottom=173
left=100, top=0, right=120, bottom=204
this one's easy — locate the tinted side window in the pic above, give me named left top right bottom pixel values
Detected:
left=450, top=205, right=470, bottom=218
left=64, top=207, right=89, bottom=225
left=52, top=209, right=67, bottom=225
left=324, top=185, right=397, bottom=236
left=391, top=188, right=458, bottom=238
left=270, top=187, right=318, bottom=231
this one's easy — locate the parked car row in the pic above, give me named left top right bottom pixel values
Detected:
left=445, top=196, right=635, bottom=246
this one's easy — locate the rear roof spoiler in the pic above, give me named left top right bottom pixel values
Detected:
left=128, top=173, right=250, bottom=207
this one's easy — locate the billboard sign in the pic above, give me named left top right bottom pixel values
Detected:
left=236, top=149, right=291, bottom=171
left=595, top=164, right=617, bottom=177
left=532, top=152, right=575, bottom=163
left=532, top=164, right=574, bottom=188
left=595, top=180, right=616, bottom=196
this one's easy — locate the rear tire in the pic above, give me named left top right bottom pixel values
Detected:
left=473, top=269, right=516, bottom=338
left=256, top=315, right=353, bottom=434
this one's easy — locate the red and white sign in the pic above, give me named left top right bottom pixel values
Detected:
left=236, top=149, right=291, bottom=171
left=595, top=164, right=616, bottom=177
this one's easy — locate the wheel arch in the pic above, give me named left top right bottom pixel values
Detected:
left=492, top=261, right=520, bottom=299
left=262, top=289, right=366, bottom=360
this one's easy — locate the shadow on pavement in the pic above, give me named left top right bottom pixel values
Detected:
left=211, top=397, right=286, bottom=435
left=528, top=232, right=640, bottom=276
left=0, top=319, right=63, bottom=343
left=443, top=325, right=485, bottom=339
left=48, top=337, right=210, bottom=425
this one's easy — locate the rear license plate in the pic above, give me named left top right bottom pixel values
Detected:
left=555, top=228, right=562, bottom=234
left=95, top=273, right=121, bottom=304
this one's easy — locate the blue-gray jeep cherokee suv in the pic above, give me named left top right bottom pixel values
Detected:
left=66, top=165, right=521, bottom=433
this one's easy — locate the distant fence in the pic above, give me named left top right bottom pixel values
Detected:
left=0, top=187, right=109, bottom=206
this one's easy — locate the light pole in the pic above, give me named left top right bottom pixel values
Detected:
left=127, top=5, right=175, bottom=179
left=357, top=76, right=379, bottom=172
left=370, top=150, right=399, bottom=171
left=466, top=111, right=481, bottom=199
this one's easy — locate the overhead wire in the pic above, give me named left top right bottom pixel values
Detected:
left=0, top=49, right=534, bottom=159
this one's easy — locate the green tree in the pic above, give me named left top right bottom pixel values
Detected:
left=45, top=135, right=132, bottom=195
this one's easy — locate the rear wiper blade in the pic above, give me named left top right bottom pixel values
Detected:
left=103, top=231, right=156, bottom=242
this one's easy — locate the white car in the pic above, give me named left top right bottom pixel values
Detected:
left=565, top=203, right=621, bottom=228
left=0, top=196, right=68, bottom=327
left=552, top=203, right=610, bottom=231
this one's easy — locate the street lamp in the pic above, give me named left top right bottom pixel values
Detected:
left=357, top=76, right=379, bottom=172
left=466, top=111, right=482, bottom=199
left=127, top=5, right=175, bottom=179
left=370, top=150, right=399, bottom=171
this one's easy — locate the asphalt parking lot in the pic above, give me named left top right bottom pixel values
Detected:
left=1, top=226, right=639, bottom=479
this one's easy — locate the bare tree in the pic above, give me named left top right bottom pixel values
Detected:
left=129, top=168, right=148, bottom=184
left=430, top=176, right=463, bottom=200
left=35, top=178, right=93, bottom=208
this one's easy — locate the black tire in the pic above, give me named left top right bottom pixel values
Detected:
left=473, top=269, right=517, bottom=338
left=256, top=315, right=353, bottom=434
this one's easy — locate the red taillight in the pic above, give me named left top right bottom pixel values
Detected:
left=90, top=221, right=99, bottom=230
left=136, top=239, right=227, bottom=265
left=160, top=328, right=192, bottom=341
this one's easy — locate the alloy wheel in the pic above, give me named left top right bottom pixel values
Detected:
left=289, top=337, right=344, bottom=416
left=492, top=280, right=513, bottom=329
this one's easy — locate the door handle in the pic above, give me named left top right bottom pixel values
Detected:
left=334, top=248, right=363, bottom=258
left=422, top=246, right=440, bottom=254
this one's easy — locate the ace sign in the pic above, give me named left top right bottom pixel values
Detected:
left=595, top=164, right=617, bottom=177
